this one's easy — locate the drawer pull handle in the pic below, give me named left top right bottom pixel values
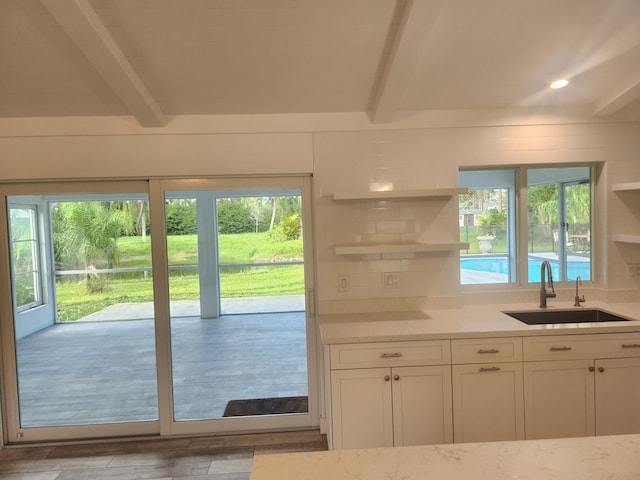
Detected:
left=621, top=344, right=640, bottom=349
left=550, top=346, right=572, bottom=351
left=478, top=349, right=500, bottom=354
left=479, top=366, right=501, bottom=372
left=380, top=353, right=402, bottom=358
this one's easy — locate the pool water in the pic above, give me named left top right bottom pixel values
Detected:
left=461, top=256, right=591, bottom=282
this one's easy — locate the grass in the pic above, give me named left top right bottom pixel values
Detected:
left=56, top=233, right=304, bottom=321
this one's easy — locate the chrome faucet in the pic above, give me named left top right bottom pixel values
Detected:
left=539, top=260, right=556, bottom=308
left=574, top=275, right=586, bottom=307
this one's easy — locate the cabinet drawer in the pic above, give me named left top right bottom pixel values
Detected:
left=523, top=333, right=640, bottom=361
left=452, top=337, right=522, bottom=364
left=330, top=340, right=450, bottom=369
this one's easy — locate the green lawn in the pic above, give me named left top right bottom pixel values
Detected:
left=56, top=233, right=304, bottom=321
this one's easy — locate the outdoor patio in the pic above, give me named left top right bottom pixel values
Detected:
left=15, top=304, right=307, bottom=428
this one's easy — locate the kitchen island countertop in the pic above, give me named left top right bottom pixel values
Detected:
left=250, top=434, right=640, bottom=480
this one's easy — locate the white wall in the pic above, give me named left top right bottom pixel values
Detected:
left=1, top=113, right=639, bottom=313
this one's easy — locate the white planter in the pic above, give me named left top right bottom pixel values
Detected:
left=477, top=235, right=495, bottom=254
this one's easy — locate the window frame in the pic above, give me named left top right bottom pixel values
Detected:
left=9, top=204, right=43, bottom=312
left=460, top=165, right=594, bottom=288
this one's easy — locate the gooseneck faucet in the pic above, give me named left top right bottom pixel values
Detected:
left=539, top=260, right=556, bottom=308
left=574, top=275, right=586, bottom=307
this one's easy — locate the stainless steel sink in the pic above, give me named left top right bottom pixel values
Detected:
left=503, top=308, right=630, bottom=325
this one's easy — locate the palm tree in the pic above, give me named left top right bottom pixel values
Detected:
left=52, top=202, right=132, bottom=292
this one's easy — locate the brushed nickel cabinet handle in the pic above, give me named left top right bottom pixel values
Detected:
left=479, top=366, right=501, bottom=372
left=478, top=349, right=500, bottom=354
left=380, top=353, right=402, bottom=358
left=550, top=346, right=572, bottom=351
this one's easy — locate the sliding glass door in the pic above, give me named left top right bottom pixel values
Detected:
left=160, top=177, right=314, bottom=434
left=0, top=177, right=316, bottom=443
left=1, top=182, right=159, bottom=443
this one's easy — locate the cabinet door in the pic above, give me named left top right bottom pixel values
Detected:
left=595, top=357, right=640, bottom=436
left=523, top=360, right=595, bottom=439
left=392, top=365, right=453, bottom=446
left=452, top=363, right=524, bottom=443
left=330, top=368, right=393, bottom=449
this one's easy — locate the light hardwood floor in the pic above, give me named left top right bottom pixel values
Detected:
left=0, top=430, right=327, bottom=479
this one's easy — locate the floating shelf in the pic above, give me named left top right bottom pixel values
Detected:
left=333, top=188, right=468, bottom=201
left=613, top=234, right=640, bottom=244
left=335, top=242, right=470, bottom=256
left=612, top=182, right=640, bottom=192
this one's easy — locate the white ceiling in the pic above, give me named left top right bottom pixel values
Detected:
left=2, top=0, right=640, bottom=127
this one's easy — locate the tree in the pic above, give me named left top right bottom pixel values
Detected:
left=247, top=198, right=264, bottom=233
left=527, top=184, right=558, bottom=225
left=52, top=202, right=132, bottom=292
left=217, top=199, right=254, bottom=234
left=165, top=199, right=197, bottom=235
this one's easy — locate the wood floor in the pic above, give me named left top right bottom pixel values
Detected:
left=0, top=430, right=327, bottom=479
left=16, top=312, right=307, bottom=427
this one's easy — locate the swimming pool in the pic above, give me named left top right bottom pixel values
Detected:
left=461, top=256, right=591, bottom=282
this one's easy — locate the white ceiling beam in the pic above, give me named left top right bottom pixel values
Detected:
left=593, top=77, right=640, bottom=118
left=40, top=0, right=165, bottom=127
left=368, top=0, right=444, bottom=124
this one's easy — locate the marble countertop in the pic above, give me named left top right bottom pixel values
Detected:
left=319, top=302, right=640, bottom=344
left=250, top=434, right=640, bottom=480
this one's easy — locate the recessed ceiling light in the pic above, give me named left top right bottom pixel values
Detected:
left=550, top=79, right=569, bottom=89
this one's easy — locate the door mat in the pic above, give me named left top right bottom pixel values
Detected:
left=223, top=396, right=308, bottom=417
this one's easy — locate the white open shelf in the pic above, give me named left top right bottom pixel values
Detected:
left=612, top=182, right=640, bottom=192
left=613, top=234, right=640, bottom=244
left=334, top=242, right=470, bottom=256
left=333, top=187, right=468, bottom=201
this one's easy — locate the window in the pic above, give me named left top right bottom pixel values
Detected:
left=9, top=206, right=43, bottom=311
left=460, top=167, right=591, bottom=285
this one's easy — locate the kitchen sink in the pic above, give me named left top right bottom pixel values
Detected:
left=503, top=308, right=631, bottom=325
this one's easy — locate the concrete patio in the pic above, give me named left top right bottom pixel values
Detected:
left=15, top=296, right=307, bottom=428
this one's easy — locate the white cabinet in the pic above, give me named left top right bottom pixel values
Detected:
left=524, top=360, right=595, bottom=439
left=391, top=365, right=453, bottom=447
left=328, top=340, right=452, bottom=450
left=325, top=330, right=640, bottom=450
left=451, top=338, right=524, bottom=443
left=523, top=333, right=640, bottom=440
left=330, top=367, right=393, bottom=449
left=594, top=357, right=640, bottom=436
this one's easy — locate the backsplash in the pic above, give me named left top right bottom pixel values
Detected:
left=313, top=124, right=640, bottom=315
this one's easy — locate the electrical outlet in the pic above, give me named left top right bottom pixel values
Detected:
left=384, top=272, right=400, bottom=289
left=627, top=263, right=640, bottom=280
left=338, top=275, right=350, bottom=292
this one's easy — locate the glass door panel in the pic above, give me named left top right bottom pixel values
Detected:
left=9, top=194, right=158, bottom=429
left=217, top=195, right=305, bottom=314
left=564, top=182, right=591, bottom=281
left=166, top=188, right=309, bottom=423
left=527, top=167, right=591, bottom=283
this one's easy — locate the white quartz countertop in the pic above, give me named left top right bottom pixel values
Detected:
left=250, top=434, right=640, bottom=480
left=319, top=302, right=640, bottom=344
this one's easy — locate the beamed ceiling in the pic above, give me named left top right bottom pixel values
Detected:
left=2, top=0, right=640, bottom=127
